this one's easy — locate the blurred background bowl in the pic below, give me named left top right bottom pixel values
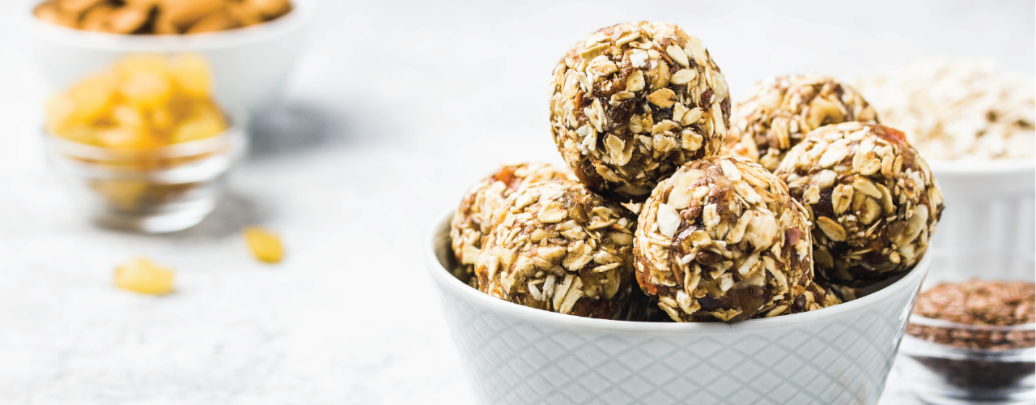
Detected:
left=898, top=317, right=1034, bottom=405
left=427, top=210, right=931, bottom=405
left=15, top=0, right=314, bottom=115
left=927, top=160, right=1036, bottom=283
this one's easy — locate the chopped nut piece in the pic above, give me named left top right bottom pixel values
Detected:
left=474, top=180, right=638, bottom=319
left=634, top=156, right=814, bottom=322
left=450, top=163, right=574, bottom=287
left=550, top=21, right=730, bottom=200
left=775, top=123, right=944, bottom=287
left=721, top=75, right=879, bottom=172
left=114, top=257, right=175, bottom=295
left=244, top=226, right=284, bottom=264
left=647, top=88, right=677, bottom=108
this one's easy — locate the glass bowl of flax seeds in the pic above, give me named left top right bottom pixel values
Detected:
left=898, top=280, right=1035, bottom=405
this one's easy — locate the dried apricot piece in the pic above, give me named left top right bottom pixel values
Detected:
left=114, top=257, right=175, bottom=295
left=243, top=227, right=284, bottom=263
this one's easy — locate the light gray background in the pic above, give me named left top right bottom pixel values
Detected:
left=0, top=1, right=1032, bottom=404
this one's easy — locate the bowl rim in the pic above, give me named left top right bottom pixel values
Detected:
left=16, top=0, right=315, bottom=51
left=927, top=157, right=1036, bottom=175
left=43, top=104, right=248, bottom=162
left=909, top=314, right=1036, bottom=332
left=900, top=334, right=1036, bottom=359
left=426, top=208, right=931, bottom=334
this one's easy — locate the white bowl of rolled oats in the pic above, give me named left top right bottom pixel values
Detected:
left=427, top=211, right=931, bottom=405
left=853, top=61, right=1036, bottom=282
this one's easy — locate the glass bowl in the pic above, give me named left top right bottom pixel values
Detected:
left=898, top=314, right=1035, bottom=405
left=44, top=110, right=247, bottom=233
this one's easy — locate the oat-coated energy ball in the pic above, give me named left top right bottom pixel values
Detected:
left=723, top=75, right=878, bottom=172
left=774, top=122, right=944, bottom=287
left=549, top=21, right=731, bottom=200
left=474, top=180, right=638, bottom=318
left=450, top=163, right=573, bottom=286
left=634, top=156, right=814, bottom=322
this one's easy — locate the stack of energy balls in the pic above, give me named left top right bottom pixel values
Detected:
left=449, top=22, right=944, bottom=323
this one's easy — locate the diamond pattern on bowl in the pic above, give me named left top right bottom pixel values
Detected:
left=436, top=285, right=911, bottom=405
left=428, top=214, right=927, bottom=405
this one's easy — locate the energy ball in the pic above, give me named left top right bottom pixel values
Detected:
left=774, top=122, right=944, bottom=287
left=474, top=180, right=638, bottom=318
left=450, top=162, right=573, bottom=286
left=549, top=21, right=731, bottom=200
left=634, top=156, right=813, bottom=322
left=723, top=75, right=879, bottom=172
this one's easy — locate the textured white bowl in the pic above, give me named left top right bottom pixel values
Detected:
left=427, top=211, right=931, bottom=405
left=15, top=0, right=314, bottom=114
left=926, top=159, right=1036, bottom=284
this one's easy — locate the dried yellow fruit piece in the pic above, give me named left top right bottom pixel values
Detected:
left=45, top=54, right=227, bottom=151
left=114, top=257, right=175, bottom=295
left=244, top=227, right=284, bottom=264
left=169, top=54, right=213, bottom=99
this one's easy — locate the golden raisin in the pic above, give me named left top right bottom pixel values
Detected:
left=45, top=54, right=226, bottom=151
left=114, top=257, right=175, bottom=295
left=244, top=227, right=284, bottom=264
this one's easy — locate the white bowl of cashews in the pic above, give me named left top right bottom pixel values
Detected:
left=16, top=0, right=315, bottom=114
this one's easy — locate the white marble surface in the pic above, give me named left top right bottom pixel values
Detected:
left=0, top=1, right=1032, bottom=404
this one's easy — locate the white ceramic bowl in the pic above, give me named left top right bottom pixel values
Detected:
left=15, top=0, right=314, bottom=114
left=426, top=211, right=931, bottom=405
left=926, top=159, right=1036, bottom=284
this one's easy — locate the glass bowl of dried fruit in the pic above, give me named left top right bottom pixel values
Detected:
left=897, top=280, right=1035, bottom=405
left=43, top=54, right=246, bottom=233
left=16, top=0, right=314, bottom=113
